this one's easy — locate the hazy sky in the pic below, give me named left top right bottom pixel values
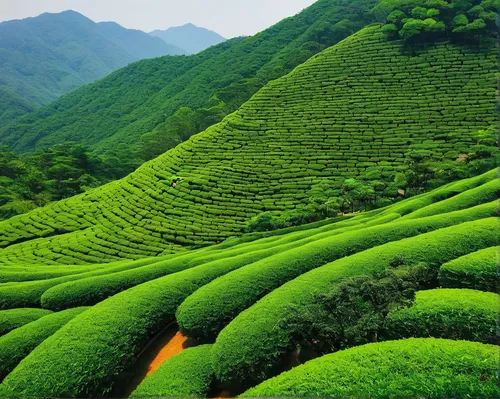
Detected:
left=0, top=0, right=318, bottom=38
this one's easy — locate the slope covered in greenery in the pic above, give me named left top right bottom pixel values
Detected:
left=0, top=0, right=379, bottom=155
left=0, top=10, right=184, bottom=112
left=0, top=88, right=35, bottom=126
left=0, top=22, right=496, bottom=265
left=0, top=169, right=498, bottom=397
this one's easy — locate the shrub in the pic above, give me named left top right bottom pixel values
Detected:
left=177, top=202, right=495, bottom=343
left=439, top=246, right=498, bottom=292
left=130, top=345, right=214, bottom=398
left=0, top=257, right=165, bottom=309
left=384, top=288, right=498, bottom=344
left=0, top=250, right=272, bottom=397
left=282, top=264, right=436, bottom=356
left=241, top=339, right=500, bottom=398
left=0, top=308, right=52, bottom=336
left=0, top=307, right=88, bottom=379
left=211, top=217, right=500, bottom=385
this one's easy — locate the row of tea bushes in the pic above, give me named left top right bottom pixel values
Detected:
left=0, top=26, right=496, bottom=265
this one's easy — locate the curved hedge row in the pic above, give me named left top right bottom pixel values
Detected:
left=385, top=289, right=498, bottom=344
left=439, top=247, right=498, bottom=292
left=0, top=307, right=88, bottom=379
left=130, top=345, right=214, bottom=398
left=400, top=178, right=500, bottom=221
left=212, top=217, right=500, bottom=384
left=0, top=308, right=53, bottom=336
left=0, top=257, right=168, bottom=309
left=241, top=338, right=500, bottom=398
left=0, top=247, right=275, bottom=397
left=177, top=201, right=498, bottom=342
left=39, top=214, right=388, bottom=310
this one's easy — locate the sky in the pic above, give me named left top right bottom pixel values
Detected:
left=0, top=0, right=318, bottom=38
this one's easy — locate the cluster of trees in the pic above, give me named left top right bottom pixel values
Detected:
left=246, top=128, right=498, bottom=233
left=0, top=143, right=137, bottom=220
left=283, top=263, right=437, bottom=359
left=375, top=0, right=500, bottom=42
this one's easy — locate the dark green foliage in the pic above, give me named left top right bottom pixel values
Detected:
left=0, top=143, right=118, bottom=220
left=376, top=0, right=500, bottom=43
left=385, top=288, right=498, bottom=343
left=0, top=307, right=88, bottom=379
left=211, top=217, right=500, bottom=385
left=130, top=345, right=214, bottom=398
left=242, top=339, right=500, bottom=398
left=439, top=246, right=498, bottom=291
left=0, top=308, right=52, bottom=336
left=284, top=264, right=436, bottom=355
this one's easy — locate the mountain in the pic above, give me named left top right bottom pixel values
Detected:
left=0, top=0, right=380, bottom=155
left=150, top=23, right=226, bottom=54
left=0, top=10, right=185, bottom=112
left=0, top=24, right=496, bottom=265
left=98, top=21, right=186, bottom=58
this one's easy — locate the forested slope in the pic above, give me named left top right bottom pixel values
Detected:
left=0, top=25, right=496, bottom=265
left=0, top=0, right=379, bottom=155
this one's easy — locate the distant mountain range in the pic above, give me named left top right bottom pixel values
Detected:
left=0, top=10, right=186, bottom=119
left=150, top=23, right=226, bottom=54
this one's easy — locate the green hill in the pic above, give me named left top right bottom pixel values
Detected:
left=0, top=88, right=35, bottom=126
left=0, top=10, right=185, bottom=113
left=0, top=24, right=496, bottom=265
left=0, top=169, right=498, bottom=397
left=0, top=0, right=379, bottom=154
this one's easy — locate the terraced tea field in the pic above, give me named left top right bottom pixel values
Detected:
left=0, top=26, right=497, bottom=265
left=0, top=169, right=498, bottom=397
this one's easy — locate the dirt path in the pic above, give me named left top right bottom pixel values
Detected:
left=145, top=331, right=189, bottom=377
left=109, top=325, right=194, bottom=397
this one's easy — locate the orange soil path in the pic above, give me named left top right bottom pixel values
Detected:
left=145, top=331, right=188, bottom=377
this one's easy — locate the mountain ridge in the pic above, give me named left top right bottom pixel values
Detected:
left=150, top=23, right=226, bottom=54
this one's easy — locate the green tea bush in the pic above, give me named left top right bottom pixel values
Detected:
left=439, top=246, right=498, bottom=291
left=177, top=201, right=496, bottom=342
left=212, top=217, right=500, bottom=385
left=241, top=339, right=500, bottom=398
left=130, top=345, right=214, bottom=398
left=0, top=250, right=272, bottom=397
left=0, top=308, right=53, bottom=336
left=0, top=307, right=88, bottom=379
left=0, top=25, right=496, bottom=265
left=385, top=288, right=498, bottom=343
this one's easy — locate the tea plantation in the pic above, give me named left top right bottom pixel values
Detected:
left=0, top=1, right=498, bottom=396
left=0, top=169, right=498, bottom=397
left=0, top=25, right=497, bottom=265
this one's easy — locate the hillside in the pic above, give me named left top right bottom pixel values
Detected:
left=0, top=169, right=498, bottom=397
left=0, top=10, right=184, bottom=111
left=0, top=24, right=496, bottom=265
left=0, top=87, right=35, bottom=126
left=150, top=23, right=226, bottom=54
left=0, top=0, right=379, bottom=155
